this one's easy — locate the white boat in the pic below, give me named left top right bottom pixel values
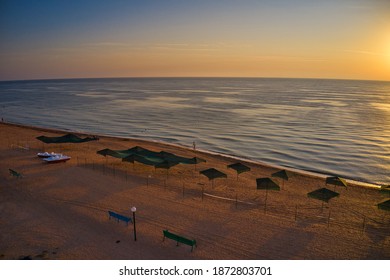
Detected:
left=37, top=152, right=60, bottom=158
left=43, top=154, right=71, bottom=163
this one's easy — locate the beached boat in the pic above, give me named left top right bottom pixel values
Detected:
left=42, top=154, right=71, bottom=163
left=37, top=152, right=61, bottom=158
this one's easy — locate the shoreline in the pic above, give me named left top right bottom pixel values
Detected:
left=2, top=120, right=381, bottom=189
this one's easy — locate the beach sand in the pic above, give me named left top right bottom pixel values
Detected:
left=0, top=122, right=389, bottom=260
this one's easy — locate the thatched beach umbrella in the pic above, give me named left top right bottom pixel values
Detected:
left=227, top=162, right=251, bottom=180
left=256, top=177, right=280, bottom=213
left=200, top=168, right=227, bottom=188
left=326, top=176, right=348, bottom=191
left=307, top=187, right=339, bottom=210
left=271, top=169, right=294, bottom=188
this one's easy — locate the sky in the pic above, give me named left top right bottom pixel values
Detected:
left=1, top=0, right=390, bottom=81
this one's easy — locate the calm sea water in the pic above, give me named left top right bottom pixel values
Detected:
left=0, top=78, right=389, bottom=185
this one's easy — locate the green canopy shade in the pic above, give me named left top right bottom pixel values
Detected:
left=37, top=133, right=98, bottom=144
left=126, top=146, right=157, bottom=157
left=200, top=168, right=227, bottom=180
left=272, top=169, right=294, bottom=181
left=97, top=148, right=122, bottom=158
left=227, top=163, right=251, bottom=174
left=377, top=199, right=390, bottom=211
left=155, top=160, right=179, bottom=169
left=307, top=188, right=339, bottom=203
left=256, top=177, right=280, bottom=191
left=123, top=154, right=163, bottom=166
left=326, top=176, right=348, bottom=188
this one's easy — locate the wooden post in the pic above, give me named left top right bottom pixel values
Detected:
left=202, top=186, right=204, bottom=201
left=235, top=193, right=238, bottom=209
left=295, top=205, right=298, bottom=221
left=327, top=210, right=331, bottom=228
left=182, top=183, right=185, bottom=198
left=264, top=189, right=268, bottom=214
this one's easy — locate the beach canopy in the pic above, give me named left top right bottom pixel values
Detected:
left=307, top=188, right=339, bottom=203
left=228, top=162, right=251, bottom=180
left=200, top=168, right=227, bottom=181
left=97, top=148, right=123, bottom=158
left=256, top=177, right=280, bottom=191
left=377, top=199, right=390, bottom=211
left=326, top=176, right=348, bottom=188
left=37, top=133, right=98, bottom=144
left=227, top=162, right=251, bottom=174
left=99, top=146, right=205, bottom=168
left=272, top=169, right=294, bottom=181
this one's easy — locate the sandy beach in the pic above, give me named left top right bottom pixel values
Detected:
left=0, top=122, right=389, bottom=260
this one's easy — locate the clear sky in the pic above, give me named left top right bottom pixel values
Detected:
left=1, top=0, right=390, bottom=81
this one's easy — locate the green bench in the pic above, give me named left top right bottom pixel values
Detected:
left=163, top=230, right=197, bottom=252
left=9, top=169, right=23, bottom=178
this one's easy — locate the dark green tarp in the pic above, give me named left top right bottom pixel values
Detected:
left=99, top=146, right=206, bottom=167
left=256, top=177, right=280, bottom=191
left=227, top=162, right=251, bottom=174
left=200, top=168, right=227, bottom=180
left=155, top=160, right=179, bottom=169
left=37, top=133, right=98, bottom=144
left=97, top=148, right=123, bottom=158
left=307, top=188, right=339, bottom=203
left=377, top=199, right=390, bottom=211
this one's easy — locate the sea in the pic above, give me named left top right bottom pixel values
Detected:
left=0, top=77, right=389, bottom=185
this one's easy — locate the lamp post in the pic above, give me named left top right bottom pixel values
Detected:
left=131, top=206, right=137, bottom=241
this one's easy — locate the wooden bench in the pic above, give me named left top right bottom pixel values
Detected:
left=163, top=230, right=197, bottom=252
left=108, top=211, right=132, bottom=225
left=9, top=169, right=23, bottom=178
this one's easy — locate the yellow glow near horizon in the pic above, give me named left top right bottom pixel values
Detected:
left=1, top=1, right=390, bottom=81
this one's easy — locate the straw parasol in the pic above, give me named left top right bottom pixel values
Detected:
left=307, top=187, right=339, bottom=210
left=200, top=168, right=227, bottom=188
left=227, top=162, right=251, bottom=180
left=256, top=177, right=280, bottom=213
left=271, top=169, right=294, bottom=188
left=326, top=176, right=348, bottom=191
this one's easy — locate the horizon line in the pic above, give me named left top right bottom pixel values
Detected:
left=1, top=76, right=390, bottom=83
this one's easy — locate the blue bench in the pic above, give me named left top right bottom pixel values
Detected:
left=108, top=211, right=132, bottom=225
left=163, top=230, right=197, bottom=252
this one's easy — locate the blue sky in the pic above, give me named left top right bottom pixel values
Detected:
left=1, top=0, right=389, bottom=80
